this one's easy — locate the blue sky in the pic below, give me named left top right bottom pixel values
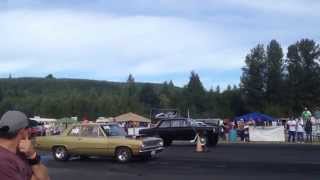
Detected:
left=1, top=0, right=320, bottom=89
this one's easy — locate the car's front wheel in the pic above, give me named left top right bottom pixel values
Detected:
left=115, top=147, right=132, bottom=163
left=53, top=146, right=70, bottom=161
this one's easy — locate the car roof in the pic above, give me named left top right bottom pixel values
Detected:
left=99, top=123, right=119, bottom=126
left=159, top=118, right=189, bottom=121
left=73, top=122, right=120, bottom=126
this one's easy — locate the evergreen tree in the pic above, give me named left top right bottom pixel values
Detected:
left=183, top=71, right=206, bottom=117
left=159, top=81, right=171, bottom=107
left=126, top=74, right=136, bottom=97
left=226, top=85, right=232, bottom=91
left=218, top=87, right=244, bottom=118
left=139, top=83, right=160, bottom=109
left=286, top=39, right=320, bottom=114
left=168, top=80, right=174, bottom=87
left=241, top=44, right=266, bottom=112
left=122, top=74, right=140, bottom=112
left=215, top=86, right=220, bottom=94
left=265, top=40, right=284, bottom=104
left=46, top=74, right=55, bottom=79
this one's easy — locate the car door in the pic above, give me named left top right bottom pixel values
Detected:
left=171, top=119, right=196, bottom=140
left=182, top=120, right=197, bottom=140
left=157, top=120, right=172, bottom=140
left=101, top=124, right=129, bottom=155
left=62, top=125, right=83, bottom=154
left=76, top=125, right=109, bottom=156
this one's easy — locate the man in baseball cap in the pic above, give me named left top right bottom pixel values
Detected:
left=0, top=111, right=33, bottom=135
left=0, top=111, right=49, bottom=180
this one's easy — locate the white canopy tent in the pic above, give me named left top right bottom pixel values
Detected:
left=30, top=116, right=57, bottom=123
left=96, top=117, right=115, bottom=123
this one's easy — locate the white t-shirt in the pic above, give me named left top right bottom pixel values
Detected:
left=287, top=120, right=297, bottom=132
left=296, top=120, right=304, bottom=132
left=272, top=121, right=277, bottom=126
left=311, top=117, right=316, bottom=124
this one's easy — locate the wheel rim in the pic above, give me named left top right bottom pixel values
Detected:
left=118, top=150, right=129, bottom=161
left=55, top=147, right=66, bottom=159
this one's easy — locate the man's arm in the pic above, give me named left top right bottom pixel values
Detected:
left=31, top=163, right=49, bottom=180
left=19, top=136, right=50, bottom=180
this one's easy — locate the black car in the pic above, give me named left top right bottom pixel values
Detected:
left=139, top=118, right=219, bottom=147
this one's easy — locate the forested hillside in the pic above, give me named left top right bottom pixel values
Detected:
left=1, top=38, right=319, bottom=120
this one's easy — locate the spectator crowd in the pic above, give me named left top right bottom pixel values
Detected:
left=287, top=107, right=314, bottom=143
left=220, top=107, right=318, bottom=144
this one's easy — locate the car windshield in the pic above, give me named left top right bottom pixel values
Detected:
left=101, top=124, right=127, bottom=137
left=189, top=119, right=203, bottom=127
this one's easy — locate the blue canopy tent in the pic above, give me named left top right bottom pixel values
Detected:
left=234, top=112, right=274, bottom=122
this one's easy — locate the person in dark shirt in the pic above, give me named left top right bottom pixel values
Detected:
left=0, top=111, right=49, bottom=180
left=223, top=120, right=231, bottom=142
left=305, top=119, right=313, bottom=143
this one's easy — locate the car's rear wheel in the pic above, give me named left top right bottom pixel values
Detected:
left=53, top=146, right=70, bottom=161
left=115, top=147, right=132, bottom=163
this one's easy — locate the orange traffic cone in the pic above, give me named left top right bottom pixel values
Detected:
left=196, top=133, right=204, bottom=152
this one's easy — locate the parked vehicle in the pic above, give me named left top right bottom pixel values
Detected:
left=31, top=125, right=45, bottom=137
left=139, top=118, right=219, bottom=147
left=34, top=123, right=164, bottom=163
left=30, top=120, right=46, bottom=137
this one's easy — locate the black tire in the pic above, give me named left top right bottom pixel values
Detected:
left=115, top=147, right=132, bottom=163
left=163, top=139, right=172, bottom=146
left=207, top=134, right=218, bottom=147
left=53, top=146, right=70, bottom=161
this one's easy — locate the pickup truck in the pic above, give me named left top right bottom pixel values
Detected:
left=139, top=118, right=219, bottom=147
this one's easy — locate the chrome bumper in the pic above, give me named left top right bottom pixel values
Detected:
left=139, top=146, right=164, bottom=153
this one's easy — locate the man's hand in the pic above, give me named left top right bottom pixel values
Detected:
left=18, top=132, right=50, bottom=180
left=19, top=136, right=36, bottom=159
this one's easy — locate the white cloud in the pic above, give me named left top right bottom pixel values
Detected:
left=1, top=9, right=244, bottom=79
left=1, top=1, right=320, bottom=87
left=226, top=0, right=320, bottom=17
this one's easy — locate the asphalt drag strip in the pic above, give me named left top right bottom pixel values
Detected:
left=44, top=143, right=320, bottom=180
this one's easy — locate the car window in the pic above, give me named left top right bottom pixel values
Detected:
left=159, top=121, right=171, bottom=128
left=81, top=126, right=101, bottom=137
left=190, top=120, right=200, bottom=127
left=69, top=126, right=81, bottom=136
left=171, top=120, right=181, bottom=127
left=181, top=120, right=191, bottom=127
left=102, top=124, right=127, bottom=137
left=171, top=120, right=190, bottom=127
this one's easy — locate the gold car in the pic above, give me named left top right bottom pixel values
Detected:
left=35, top=123, right=164, bottom=163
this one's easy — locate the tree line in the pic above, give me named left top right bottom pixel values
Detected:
left=241, top=38, right=320, bottom=117
left=0, top=38, right=319, bottom=120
